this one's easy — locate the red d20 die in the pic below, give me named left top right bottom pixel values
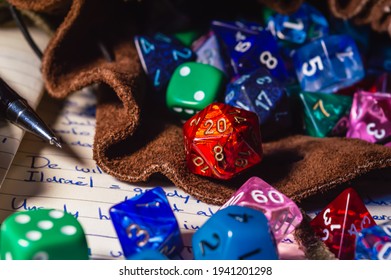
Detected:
left=183, top=102, right=262, bottom=180
left=310, top=187, right=376, bottom=259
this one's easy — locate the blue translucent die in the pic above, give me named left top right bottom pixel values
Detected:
left=267, top=3, right=328, bottom=45
left=224, top=67, right=291, bottom=139
left=127, top=249, right=169, bottom=260
left=134, top=33, right=196, bottom=97
left=193, top=31, right=227, bottom=75
left=355, top=221, right=391, bottom=260
left=211, top=20, right=288, bottom=82
left=109, top=187, right=183, bottom=259
left=192, top=205, right=278, bottom=260
left=293, top=34, right=364, bottom=93
left=330, top=18, right=370, bottom=54
left=233, top=19, right=265, bottom=33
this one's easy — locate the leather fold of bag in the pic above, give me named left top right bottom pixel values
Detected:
left=8, top=0, right=391, bottom=260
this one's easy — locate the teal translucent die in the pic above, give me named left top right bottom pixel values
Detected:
left=109, top=187, right=183, bottom=259
left=299, top=91, right=352, bottom=137
left=192, top=205, right=278, bottom=260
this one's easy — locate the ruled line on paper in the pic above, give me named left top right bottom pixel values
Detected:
left=0, top=85, right=221, bottom=260
left=0, top=27, right=49, bottom=185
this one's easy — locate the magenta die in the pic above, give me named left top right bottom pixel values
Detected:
left=220, top=176, right=302, bottom=242
left=346, top=91, right=391, bottom=146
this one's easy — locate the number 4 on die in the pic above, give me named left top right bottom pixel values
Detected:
left=310, top=187, right=376, bottom=259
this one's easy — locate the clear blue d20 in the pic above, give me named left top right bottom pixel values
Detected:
left=293, top=34, right=364, bottom=93
left=329, top=18, right=370, bottom=54
left=211, top=20, right=288, bottom=82
left=134, top=33, right=196, bottom=99
left=267, top=2, right=329, bottom=44
left=109, top=187, right=183, bottom=259
left=224, top=67, right=291, bottom=139
left=192, top=205, right=278, bottom=260
left=355, top=220, right=391, bottom=260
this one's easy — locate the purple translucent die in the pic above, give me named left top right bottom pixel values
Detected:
left=220, top=176, right=302, bottom=242
left=346, top=91, right=391, bottom=146
left=192, top=31, right=227, bottom=75
left=355, top=221, right=391, bottom=260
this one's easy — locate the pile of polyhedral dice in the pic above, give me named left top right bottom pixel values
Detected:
left=1, top=2, right=391, bottom=260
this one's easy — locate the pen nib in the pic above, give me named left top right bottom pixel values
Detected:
left=50, top=137, right=62, bottom=149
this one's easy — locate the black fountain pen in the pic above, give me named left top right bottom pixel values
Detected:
left=0, top=77, right=62, bottom=148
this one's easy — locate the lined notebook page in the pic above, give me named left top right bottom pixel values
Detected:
left=0, top=86, right=304, bottom=259
left=0, top=87, right=222, bottom=259
left=0, top=27, right=49, bottom=184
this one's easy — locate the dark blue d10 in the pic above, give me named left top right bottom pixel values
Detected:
left=224, top=67, right=291, bottom=139
left=109, top=187, right=183, bottom=259
left=293, top=34, right=364, bottom=93
left=192, top=205, right=278, bottom=260
left=211, top=20, right=288, bottom=82
left=134, top=33, right=195, bottom=98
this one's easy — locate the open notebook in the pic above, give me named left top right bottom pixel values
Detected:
left=8, top=25, right=391, bottom=260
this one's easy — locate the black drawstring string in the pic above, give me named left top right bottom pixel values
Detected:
left=8, top=4, right=114, bottom=62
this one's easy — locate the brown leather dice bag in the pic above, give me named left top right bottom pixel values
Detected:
left=6, top=0, right=391, bottom=259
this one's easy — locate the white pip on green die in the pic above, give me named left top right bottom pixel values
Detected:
left=0, top=209, right=89, bottom=260
left=166, top=62, right=226, bottom=120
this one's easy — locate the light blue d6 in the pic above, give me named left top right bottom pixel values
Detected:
left=109, top=187, right=183, bottom=259
left=192, top=205, right=278, bottom=260
left=293, top=34, right=364, bottom=93
left=166, top=62, right=226, bottom=120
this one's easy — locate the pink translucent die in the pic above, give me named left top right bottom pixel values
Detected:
left=220, top=176, right=303, bottom=242
left=346, top=91, right=391, bottom=146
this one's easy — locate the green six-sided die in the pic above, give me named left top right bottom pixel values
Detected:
left=0, top=209, right=89, bottom=260
left=166, top=62, right=226, bottom=120
left=174, top=30, right=202, bottom=47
